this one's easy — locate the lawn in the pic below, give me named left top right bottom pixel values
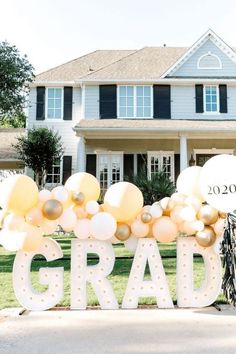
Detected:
left=0, top=235, right=227, bottom=309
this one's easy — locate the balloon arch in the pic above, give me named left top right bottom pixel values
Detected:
left=0, top=154, right=235, bottom=310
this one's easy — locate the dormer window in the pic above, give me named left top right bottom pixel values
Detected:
left=197, top=52, right=222, bottom=69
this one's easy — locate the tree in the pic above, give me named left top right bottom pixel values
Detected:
left=13, top=127, right=64, bottom=188
left=1, top=112, right=26, bottom=128
left=0, top=41, right=34, bottom=120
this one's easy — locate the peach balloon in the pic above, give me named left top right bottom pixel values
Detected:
left=131, top=219, right=149, bottom=238
left=214, top=218, right=225, bottom=237
left=170, top=206, right=184, bottom=224
left=65, top=172, right=100, bottom=203
left=74, top=218, right=91, bottom=239
left=0, top=175, right=39, bottom=215
left=58, top=209, right=77, bottom=232
left=25, top=207, right=43, bottom=226
left=39, top=219, right=58, bottom=235
left=152, top=216, right=178, bottom=243
left=73, top=206, right=88, bottom=219
left=19, top=224, right=44, bottom=252
left=104, top=182, right=143, bottom=222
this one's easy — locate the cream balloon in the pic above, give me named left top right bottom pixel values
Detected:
left=104, top=182, right=143, bottom=222
left=213, top=218, right=225, bottom=237
left=184, top=195, right=202, bottom=213
left=199, top=154, right=236, bottom=212
left=177, top=166, right=204, bottom=201
left=51, top=186, right=71, bottom=207
left=0, top=175, right=39, bottom=215
left=58, top=209, right=77, bottom=232
left=171, top=192, right=186, bottom=205
left=18, top=224, right=44, bottom=252
left=25, top=207, right=43, bottom=226
left=152, top=216, right=178, bottom=243
left=90, top=212, right=117, bottom=240
left=3, top=213, right=25, bottom=230
left=170, top=206, right=185, bottom=224
left=73, top=218, right=91, bottom=239
left=85, top=200, right=99, bottom=215
left=179, top=206, right=196, bottom=222
left=65, top=172, right=100, bottom=203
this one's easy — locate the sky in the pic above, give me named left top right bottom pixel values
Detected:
left=1, top=0, right=236, bottom=74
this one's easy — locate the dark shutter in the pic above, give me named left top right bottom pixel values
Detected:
left=153, top=85, right=171, bottom=119
left=36, top=87, right=45, bottom=120
left=86, top=154, right=97, bottom=177
left=174, top=154, right=180, bottom=183
left=219, top=84, right=227, bottom=113
left=195, top=85, right=204, bottom=113
left=99, top=85, right=117, bottom=118
left=62, top=156, right=72, bottom=184
left=137, top=154, right=147, bottom=175
left=63, top=87, right=73, bottom=120
left=123, top=154, right=134, bottom=180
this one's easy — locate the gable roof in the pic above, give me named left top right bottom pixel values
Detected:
left=35, top=50, right=136, bottom=82
left=161, top=29, right=236, bottom=78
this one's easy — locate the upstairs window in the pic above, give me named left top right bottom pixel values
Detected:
left=198, top=52, right=222, bottom=69
left=46, top=88, right=63, bottom=119
left=118, top=86, right=152, bottom=118
left=204, top=85, right=219, bottom=113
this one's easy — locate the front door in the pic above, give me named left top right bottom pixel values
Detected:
left=97, top=153, right=123, bottom=194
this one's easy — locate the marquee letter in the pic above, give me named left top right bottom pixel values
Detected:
left=13, top=238, right=64, bottom=311
left=71, top=239, right=118, bottom=310
left=177, top=236, right=222, bottom=307
left=122, top=238, right=173, bottom=309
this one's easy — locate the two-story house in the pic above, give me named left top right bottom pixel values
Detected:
left=28, top=29, right=236, bottom=191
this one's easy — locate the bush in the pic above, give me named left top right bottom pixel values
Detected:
left=126, top=168, right=175, bottom=205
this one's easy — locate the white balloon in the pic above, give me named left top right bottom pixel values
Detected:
left=74, top=218, right=91, bottom=239
left=58, top=209, right=77, bottom=232
left=150, top=203, right=163, bottom=218
left=52, top=186, right=70, bottom=204
left=199, top=154, right=236, bottom=212
left=124, top=234, right=138, bottom=252
left=39, top=189, right=52, bottom=203
left=91, top=212, right=117, bottom=241
left=0, top=229, right=24, bottom=251
left=85, top=200, right=99, bottom=215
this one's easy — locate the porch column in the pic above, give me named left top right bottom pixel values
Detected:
left=179, top=134, right=188, bottom=171
left=77, top=136, right=86, bottom=172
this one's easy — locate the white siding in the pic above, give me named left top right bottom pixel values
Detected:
left=27, top=87, right=82, bottom=176
left=171, top=85, right=236, bottom=120
left=169, top=39, right=236, bottom=77
left=84, top=86, right=99, bottom=118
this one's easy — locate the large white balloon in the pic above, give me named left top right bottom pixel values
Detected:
left=177, top=166, right=204, bottom=201
left=199, top=154, right=236, bottom=212
left=90, top=212, right=117, bottom=240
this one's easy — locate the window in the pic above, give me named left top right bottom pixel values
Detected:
left=204, top=85, right=219, bottom=113
left=147, top=152, right=174, bottom=181
left=198, top=52, right=222, bottom=69
left=118, top=86, right=152, bottom=118
left=46, top=159, right=62, bottom=184
left=97, top=153, right=123, bottom=193
left=47, top=88, right=63, bottom=119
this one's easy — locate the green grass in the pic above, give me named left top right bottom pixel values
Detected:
left=0, top=235, right=227, bottom=309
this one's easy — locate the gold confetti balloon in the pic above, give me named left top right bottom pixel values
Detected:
left=196, top=226, right=216, bottom=247
left=42, top=199, right=63, bottom=220
left=141, top=212, right=152, bottom=224
left=72, top=192, right=85, bottom=205
left=115, top=223, right=131, bottom=241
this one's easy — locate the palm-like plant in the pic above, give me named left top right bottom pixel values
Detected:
left=126, top=168, right=175, bottom=205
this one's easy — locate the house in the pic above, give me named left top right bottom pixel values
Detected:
left=28, top=29, right=236, bottom=191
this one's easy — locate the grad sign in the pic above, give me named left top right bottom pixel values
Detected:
left=0, top=155, right=235, bottom=311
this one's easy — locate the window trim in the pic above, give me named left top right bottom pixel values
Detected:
left=45, top=87, right=64, bottom=120
left=46, top=159, right=63, bottom=186
left=117, top=85, right=153, bottom=119
left=147, top=151, right=175, bottom=181
left=197, top=52, right=222, bottom=70
left=96, top=151, right=124, bottom=191
left=203, top=85, right=219, bottom=114
left=193, top=149, right=234, bottom=163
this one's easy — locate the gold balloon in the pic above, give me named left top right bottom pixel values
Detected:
left=196, top=226, right=216, bottom=247
left=72, top=192, right=85, bottom=205
left=219, top=211, right=227, bottom=219
left=115, top=223, right=131, bottom=241
left=42, top=199, right=63, bottom=220
left=197, top=205, right=218, bottom=225
left=141, top=212, right=152, bottom=224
